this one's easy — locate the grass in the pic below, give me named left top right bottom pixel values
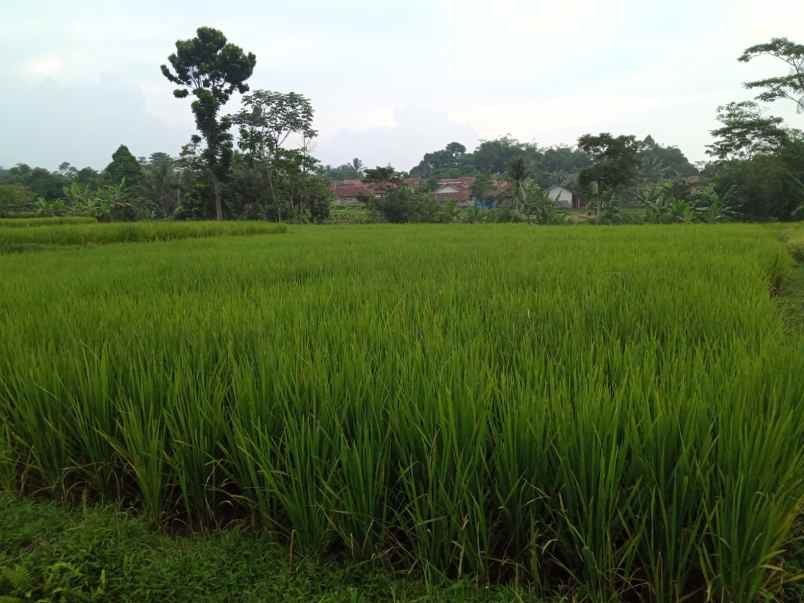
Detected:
left=0, top=216, right=98, bottom=228
left=0, top=495, right=541, bottom=602
left=1, top=223, right=803, bottom=601
left=0, top=220, right=287, bottom=252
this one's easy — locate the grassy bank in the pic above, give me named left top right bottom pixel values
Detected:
left=0, top=220, right=287, bottom=252
left=1, top=224, right=802, bottom=601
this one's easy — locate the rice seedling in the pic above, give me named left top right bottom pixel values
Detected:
left=0, top=223, right=802, bottom=601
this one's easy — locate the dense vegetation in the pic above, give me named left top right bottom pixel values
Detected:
left=1, top=224, right=802, bottom=602
left=0, top=495, right=548, bottom=603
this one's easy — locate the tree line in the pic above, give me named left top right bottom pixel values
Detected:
left=1, top=32, right=801, bottom=224
left=326, top=38, right=803, bottom=224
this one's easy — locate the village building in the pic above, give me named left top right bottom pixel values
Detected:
left=548, top=185, right=585, bottom=209
left=331, top=177, right=582, bottom=209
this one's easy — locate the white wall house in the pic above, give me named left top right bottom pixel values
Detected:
left=548, top=186, right=574, bottom=209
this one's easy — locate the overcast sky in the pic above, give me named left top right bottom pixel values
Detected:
left=1, top=0, right=802, bottom=172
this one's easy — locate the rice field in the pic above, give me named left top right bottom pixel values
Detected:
left=0, top=216, right=98, bottom=228
left=1, top=223, right=802, bottom=602
left=0, top=219, right=287, bottom=252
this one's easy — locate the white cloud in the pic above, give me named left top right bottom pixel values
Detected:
left=3, top=0, right=803, bottom=169
left=22, top=55, right=66, bottom=78
left=316, top=105, right=478, bottom=169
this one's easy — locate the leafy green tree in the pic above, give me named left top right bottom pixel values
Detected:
left=706, top=101, right=790, bottom=160
left=363, top=166, right=402, bottom=184
left=472, top=136, right=529, bottom=175
left=273, top=150, right=331, bottom=223
left=409, top=142, right=469, bottom=178
left=577, top=133, right=642, bottom=197
left=470, top=173, right=493, bottom=203
left=161, top=27, right=257, bottom=220
left=539, top=145, right=592, bottom=187
left=140, top=153, right=180, bottom=218
left=323, top=158, right=364, bottom=181
left=739, top=37, right=804, bottom=112
left=710, top=154, right=804, bottom=220
left=233, top=90, right=317, bottom=216
left=104, top=145, right=143, bottom=186
left=0, top=184, right=35, bottom=217
left=370, top=185, right=414, bottom=223
left=1, top=164, right=68, bottom=200
left=520, top=180, right=563, bottom=224
left=638, top=136, right=698, bottom=181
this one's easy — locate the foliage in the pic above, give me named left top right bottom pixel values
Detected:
left=62, top=180, right=145, bottom=222
left=707, top=101, right=791, bottom=160
left=690, top=184, right=736, bottom=223
left=362, top=165, right=402, bottom=184
left=369, top=186, right=451, bottom=223
left=369, top=187, right=409, bottom=222
left=104, top=145, right=143, bottom=187
left=638, top=181, right=692, bottom=223
left=577, top=133, right=642, bottom=197
left=518, top=180, right=565, bottom=224
left=327, top=204, right=374, bottom=224
left=0, top=165, right=70, bottom=200
left=0, top=496, right=544, bottom=603
left=0, top=561, right=107, bottom=602
left=739, top=37, right=804, bottom=112
left=231, top=90, right=324, bottom=221
left=472, top=136, right=529, bottom=175
left=0, top=185, right=35, bottom=217
left=322, top=158, right=364, bottom=181
left=234, top=90, right=317, bottom=159
left=409, top=142, right=468, bottom=178
left=470, top=173, right=493, bottom=202
left=638, top=135, right=698, bottom=180
left=1, top=224, right=802, bottom=602
left=161, top=27, right=256, bottom=220
left=709, top=154, right=804, bottom=221
left=139, top=153, right=182, bottom=218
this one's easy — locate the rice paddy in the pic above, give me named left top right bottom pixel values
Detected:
left=1, top=223, right=802, bottom=602
left=0, top=220, right=287, bottom=253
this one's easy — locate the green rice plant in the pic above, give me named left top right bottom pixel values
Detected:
left=266, top=411, right=340, bottom=555
left=0, top=216, right=97, bottom=228
left=699, top=351, right=804, bottom=602
left=162, top=361, right=229, bottom=528
left=0, top=223, right=802, bottom=598
left=0, top=423, right=16, bottom=493
left=107, top=397, right=166, bottom=527
left=0, top=220, right=286, bottom=252
left=326, top=420, right=391, bottom=561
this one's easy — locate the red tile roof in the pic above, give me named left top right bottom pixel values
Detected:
left=330, top=175, right=508, bottom=204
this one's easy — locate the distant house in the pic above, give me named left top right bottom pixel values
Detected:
left=548, top=186, right=584, bottom=209
left=433, top=177, right=475, bottom=206
left=331, top=175, right=542, bottom=209
left=330, top=180, right=370, bottom=204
